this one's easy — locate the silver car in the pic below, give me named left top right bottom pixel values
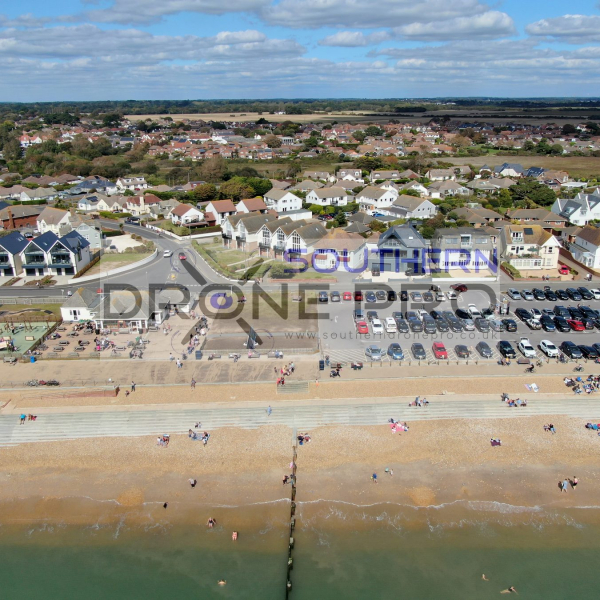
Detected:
left=365, top=345, right=383, bottom=361
left=461, top=318, right=475, bottom=331
left=489, top=319, right=506, bottom=332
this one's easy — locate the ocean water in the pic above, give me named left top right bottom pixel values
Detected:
left=1, top=501, right=600, bottom=599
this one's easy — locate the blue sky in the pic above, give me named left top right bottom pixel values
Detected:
left=2, top=0, right=600, bottom=101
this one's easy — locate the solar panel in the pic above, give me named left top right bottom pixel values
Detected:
left=524, top=227, right=533, bottom=235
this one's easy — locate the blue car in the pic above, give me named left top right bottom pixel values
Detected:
left=387, top=343, right=404, bottom=360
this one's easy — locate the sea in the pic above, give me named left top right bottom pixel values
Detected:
left=1, top=500, right=599, bottom=599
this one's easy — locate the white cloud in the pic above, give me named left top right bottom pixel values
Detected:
left=395, top=11, right=515, bottom=40
left=86, top=0, right=269, bottom=25
left=264, top=0, right=489, bottom=29
left=526, top=14, right=600, bottom=43
left=318, top=31, right=390, bottom=47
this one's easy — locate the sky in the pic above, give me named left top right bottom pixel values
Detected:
left=2, top=0, right=600, bottom=101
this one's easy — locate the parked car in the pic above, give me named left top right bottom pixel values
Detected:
left=518, top=337, right=537, bottom=358
left=432, top=342, right=448, bottom=359
left=450, top=284, right=468, bottom=293
left=423, top=291, right=434, bottom=303
left=559, top=265, right=570, bottom=275
left=540, top=315, right=556, bottom=332
left=330, top=291, right=341, bottom=302
left=568, top=307, right=584, bottom=320
left=475, top=317, right=490, bottom=332
left=387, top=290, right=397, bottom=301
left=410, top=291, right=423, bottom=302
left=579, top=345, right=599, bottom=360
left=531, top=308, right=542, bottom=319
left=532, top=288, right=546, bottom=301
left=554, top=305, right=570, bottom=318
left=422, top=316, right=437, bottom=334
left=502, top=318, right=518, bottom=332
left=507, top=288, right=522, bottom=300
left=567, top=319, right=585, bottom=332
left=354, top=291, right=363, bottom=302
left=385, top=317, right=397, bottom=333
left=356, top=321, right=369, bottom=334
left=521, top=289, right=534, bottom=301
left=343, top=291, right=352, bottom=301
left=365, top=345, right=383, bottom=360
left=375, top=290, right=387, bottom=301
left=408, top=318, right=423, bottom=333
left=365, top=291, right=376, bottom=303
left=455, top=345, right=471, bottom=359
left=367, top=310, right=378, bottom=322
left=371, top=319, right=384, bottom=334
left=539, top=340, right=559, bottom=358
left=467, top=304, right=481, bottom=319
left=476, top=341, right=493, bottom=358
left=353, top=309, right=365, bottom=321
left=411, top=343, right=427, bottom=360
left=578, top=287, right=594, bottom=301
left=436, top=319, right=449, bottom=332
left=490, top=319, right=505, bottom=332
left=555, top=289, right=569, bottom=301
left=400, top=290, right=408, bottom=302
left=553, top=316, right=571, bottom=332
left=318, top=291, right=328, bottom=303
left=590, top=288, right=600, bottom=300
left=544, top=288, right=557, bottom=302
left=456, top=308, right=470, bottom=320
left=560, top=340, right=582, bottom=359
left=579, top=306, right=598, bottom=319
left=461, top=318, right=475, bottom=331
left=435, top=290, right=445, bottom=301
left=387, top=343, right=404, bottom=360
left=525, top=318, right=542, bottom=330
left=515, top=308, right=533, bottom=321
left=566, top=288, right=582, bottom=301
left=498, top=341, right=516, bottom=359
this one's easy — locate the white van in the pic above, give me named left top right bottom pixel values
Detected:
left=163, top=250, right=173, bottom=258
left=385, top=317, right=397, bottom=333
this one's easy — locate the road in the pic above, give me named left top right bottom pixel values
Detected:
left=1, top=395, right=598, bottom=447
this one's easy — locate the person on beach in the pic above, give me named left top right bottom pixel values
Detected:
left=371, top=473, right=378, bottom=483
left=267, top=405, right=272, bottom=416
left=561, top=479, right=568, bottom=492
left=283, top=475, right=289, bottom=485
left=191, top=378, right=196, bottom=389
left=189, top=479, right=197, bottom=488
left=163, top=502, right=168, bottom=509
left=131, top=381, right=136, bottom=392
left=207, top=517, right=216, bottom=528
left=572, top=476, right=578, bottom=489
left=500, top=586, right=517, bottom=594
left=232, top=531, right=238, bottom=541
left=20, top=414, right=26, bottom=425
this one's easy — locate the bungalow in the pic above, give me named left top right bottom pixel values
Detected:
left=303, top=171, right=331, bottom=180
left=68, top=178, right=118, bottom=196
left=398, top=169, right=420, bottom=180
left=569, top=226, right=600, bottom=269
left=37, top=207, right=72, bottom=236
left=499, top=224, right=561, bottom=271
left=371, top=170, right=400, bottom=180
left=306, top=187, right=348, bottom=207
left=19, top=187, right=58, bottom=202
left=263, top=189, right=302, bottom=212
left=392, top=196, right=437, bottom=219
left=77, top=195, right=104, bottom=213
left=289, top=180, right=324, bottom=192
left=506, top=208, right=569, bottom=229
left=0, top=231, right=29, bottom=276
left=453, top=206, right=503, bottom=228
left=236, top=197, right=268, bottom=214
left=97, top=196, right=128, bottom=213
left=427, top=180, right=471, bottom=198
left=356, top=186, right=398, bottom=211
left=425, top=169, right=456, bottom=182
left=170, top=204, right=204, bottom=226
left=203, top=199, right=237, bottom=226
left=116, top=177, right=148, bottom=191
left=493, top=163, right=524, bottom=178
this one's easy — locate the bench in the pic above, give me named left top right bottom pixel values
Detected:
left=247, top=351, right=260, bottom=358
left=292, top=295, right=303, bottom=302
left=3, top=357, right=16, bottom=364
left=25, top=336, right=35, bottom=342
left=268, top=351, right=284, bottom=359
left=351, top=362, right=363, bottom=370
left=208, top=353, right=222, bottom=360
left=67, top=352, right=80, bottom=358
left=46, top=352, right=58, bottom=359
left=53, top=346, right=64, bottom=352
left=89, top=351, right=100, bottom=359
left=517, top=357, right=530, bottom=365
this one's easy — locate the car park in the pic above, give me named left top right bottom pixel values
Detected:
left=365, top=291, right=376, bottom=303
left=387, top=290, right=397, bottom=301
left=498, top=341, right=516, bottom=358
left=578, top=287, right=594, bottom=300
left=467, top=304, right=481, bottom=319
left=525, top=318, right=542, bottom=330
left=375, top=290, right=387, bottom=301
left=579, top=345, right=598, bottom=359
left=455, top=345, right=470, bottom=358
left=490, top=319, right=505, bottom=332
left=367, top=310, right=379, bottom=322
left=515, top=308, right=533, bottom=321
left=422, top=291, right=434, bottom=303
left=331, top=291, right=341, bottom=302
left=518, top=338, right=536, bottom=358
left=371, top=319, right=384, bottom=334
left=422, top=316, right=437, bottom=334
left=532, top=288, right=546, bottom=301
left=354, top=291, right=363, bottom=302
left=567, top=319, right=585, bottom=332
left=475, top=318, right=490, bottom=332
left=356, top=321, right=369, bottom=334
left=540, top=315, right=556, bottom=332
left=507, top=288, right=521, bottom=300
left=432, top=342, right=448, bottom=359
left=502, top=318, right=517, bottom=332
left=560, top=341, right=582, bottom=359
left=555, top=289, right=569, bottom=301
left=318, top=291, right=329, bottom=303
left=385, top=317, right=397, bottom=333
left=544, top=289, right=557, bottom=301
left=590, top=288, right=600, bottom=300
left=411, top=343, right=426, bottom=359
left=343, top=292, right=352, bottom=301
left=539, top=340, right=559, bottom=357
left=410, top=291, right=423, bottom=302
left=553, top=316, right=571, bottom=332
left=365, top=345, right=383, bottom=360
left=521, top=289, right=534, bottom=301
left=566, top=288, right=582, bottom=301
left=387, top=343, right=404, bottom=360
left=476, top=341, right=493, bottom=358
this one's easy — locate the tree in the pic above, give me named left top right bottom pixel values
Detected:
left=550, top=143, right=564, bottom=155
left=352, top=131, right=366, bottom=143
left=308, top=204, right=324, bottom=215
left=333, top=212, right=347, bottom=227
left=192, top=183, right=218, bottom=203
left=219, top=179, right=253, bottom=202
left=199, top=156, right=227, bottom=183
left=509, top=180, right=556, bottom=207
left=3, top=137, right=22, bottom=161
left=364, top=125, right=383, bottom=137
left=102, top=113, right=123, bottom=128
left=263, top=134, right=281, bottom=148
left=123, top=189, right=135, bottom=196
left=523, top=140, right=535, bottom=151
left=247, top=177, right=272, bottom=196
left=562, top=123, right=578, bottom=135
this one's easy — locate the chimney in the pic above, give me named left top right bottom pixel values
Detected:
left=7, top=208, right=15, bottom=230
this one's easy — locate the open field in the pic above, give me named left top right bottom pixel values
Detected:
left=0, top=304, right=61, bottom=317
left=85, top=252, right=152, bottom=276
left=444, top=155, right=600, bottom=178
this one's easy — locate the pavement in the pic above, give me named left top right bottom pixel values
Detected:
left=1, top=395, right=598, bottom=447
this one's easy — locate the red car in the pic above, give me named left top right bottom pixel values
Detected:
left=567, top=319, right=585, bottom=331
left=559, top=265, right=570, bottom=275
left=432, top=342, right=448, bottom=359
left=450, top=284, right=468, bottom=293
left=356, top=321, right=369, bottom=334
left=354, top=291, right=363, bottom=302
left=178, top=252, right=187, bottom=261
left=343, top=292, right=352, bottom=301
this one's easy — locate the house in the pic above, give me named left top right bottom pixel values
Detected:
left=126, top=193, right=162, bottom=216
left=116, top=177, right=148, bottom=191
left=569, top=226, right=600, bottom=269
left=97, top=196, right=128, bottom=213
left=506, top=208, right=569, bottom=229
left=429, top=228, right=496, bottom=274
left=356, top=186, right=397, bottom=211
left=425, top=168, right=456, bottom=182
left=269, top=179, right=291, bottom=191
left=71, top=218, right=103, bottom=251
left=426, top=180, right=471, bottom=198
left=398, top=169, right=420, bottom=180
left=77, top=195, right=103, bottom=213
left=305, top=187, right=348, bottom=207
left=493, top=163, right=524, bottom=178
left=336, top=168, right=363, bottom=182
left=68, top=177, right=118, bottom=196
left=170, top=204, right=204, bottom=225
left=392, top=195, right=437, bottom=219
left=263, top=189, right=302, bottom=212
left=371, top=170, right=400, bottom=180
left=312, top=230, right=367, bottom=271
left=19, top=187, right=58, bottom=202
left=453, top=206, right=503, bottom=228
left=61, top=288, right=166, bottom=331
left=499, top=224, right=561, bottom=271
left=551, top=191, right=600, bottom=226
left=203, top=199, right=237, bottom=226
left=236, top=197, right=268, bottom=214
left=466, top=179, right=504, bottom=194
left=371, top=224, right=428, bottom=274
left=394, top=181, right=428, bottom=196
left=222, top=213, right=278, bottom=250
left=37, top=207, right=72, bottom=236
left=21, top=231, right=91, bottom=276
left=0, top=205, right=43, bottom=230
left=290, top=180, right=324, bottom=192
left=0, top=231, right=29, bottom=276
left=303, top=171, right=331, bottom=180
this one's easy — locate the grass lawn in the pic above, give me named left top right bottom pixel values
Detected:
left=0, top=303, right=62, bottom=317
left=85, top=253, right=153, bottom=276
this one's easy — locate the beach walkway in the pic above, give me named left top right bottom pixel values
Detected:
left=1, top=395, right=599, bottom=447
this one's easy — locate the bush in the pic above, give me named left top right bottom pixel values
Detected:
left=501, top=261, right=521, bottom=279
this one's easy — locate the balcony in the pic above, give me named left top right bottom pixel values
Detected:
left=221, top=232, right=232, bottom=239
left=50, top=254, right=73, bottom=268
left=259, top=241, right=271, bottom=249
left=273, top=242, right=286, bottom=251
left=0, top=254, right=10, bottom=265
left=24, top=253, right=46, bottom=266
left=236, top=234, right=246, bottom=241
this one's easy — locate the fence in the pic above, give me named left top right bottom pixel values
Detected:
left=0, top=296, right=63, bottom=304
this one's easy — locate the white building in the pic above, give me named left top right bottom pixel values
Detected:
left=263, top=189, right=303, bottom=212
left=551, top=191, right=600, bottom=226
left=356, top=186, right=398, bottom=211
left=305, top=187, right=348, bottom=207
left=116, top=177, right=148, bottom=191
left=569, top=225, right=600, bottom=269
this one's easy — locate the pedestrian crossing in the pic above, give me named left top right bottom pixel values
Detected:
left=1, top=397, right=599, bottom=447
